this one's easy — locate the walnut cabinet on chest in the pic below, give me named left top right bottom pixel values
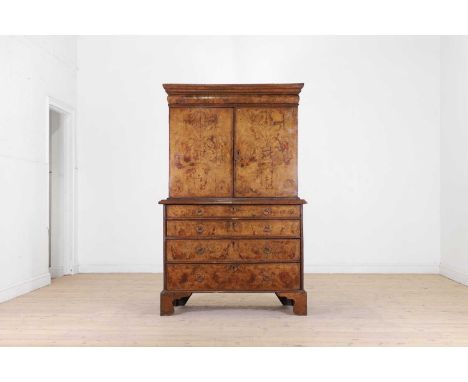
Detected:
left=159, top=84, right=307, bottom=315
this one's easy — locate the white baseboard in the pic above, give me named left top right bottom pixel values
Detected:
left=78, top=264, right=163, bottom=273
left=440, top=263, right=468, bottom=286
left=67, top=264, right=79, bottom=275
left=304, top=263, right=440, bottom=273
left=0, top=273, right=51, bottom=303
left=78, top=263, right=439, bottom=274
left=49, top=266, right=65, bottom=279
left=0, top=264, right=452, bottom=304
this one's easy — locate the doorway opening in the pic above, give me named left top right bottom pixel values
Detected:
left=48, top=99, right=76, bottom=278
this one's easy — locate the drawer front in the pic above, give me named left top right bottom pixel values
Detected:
left=166, top=263, right=300, bottom=291
left=166, top=205, right=300, bottom=218
left=166, top=220, right=300, bottom=238
left=166, top=239, right=300, bottom=262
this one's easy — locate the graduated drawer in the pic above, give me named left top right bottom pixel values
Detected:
left=166, top=239, right=300, bottom=262
left=166, top=219, right=300, bottom=238
left=166, top=263, right=300, bottom=291
left=166, top=205, right=300, bottom=219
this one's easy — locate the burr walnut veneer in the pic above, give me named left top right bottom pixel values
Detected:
left=159, top=84, right=307, bottom=315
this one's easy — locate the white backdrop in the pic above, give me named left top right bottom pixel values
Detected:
left=76, top=36, right=441, bottom=273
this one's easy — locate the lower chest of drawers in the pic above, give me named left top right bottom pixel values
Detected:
left=163, top=204, right=303, bottom=292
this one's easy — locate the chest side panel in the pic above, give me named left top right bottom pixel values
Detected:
left=169, top=107, right=233, bottom=197
left=234, top=107, right=298, bottom=197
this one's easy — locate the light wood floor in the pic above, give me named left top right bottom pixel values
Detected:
left=0, top=274, right=467, bottom=346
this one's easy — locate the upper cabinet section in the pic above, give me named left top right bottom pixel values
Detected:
left=169, top=108, right=233, bottom=197
left=163, top=83, right=303, bottom=106
left=164, top=84, right=303, bottom=198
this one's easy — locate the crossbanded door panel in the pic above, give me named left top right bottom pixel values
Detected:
left=169, top=108, right=233, bottom=197
left=234, top=107, right=298, bottom=197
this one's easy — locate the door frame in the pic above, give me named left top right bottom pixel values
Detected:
left=46, top=96, right=77, bottom=276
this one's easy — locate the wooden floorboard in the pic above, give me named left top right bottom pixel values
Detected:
left=0, top=274, right=467, bottom=346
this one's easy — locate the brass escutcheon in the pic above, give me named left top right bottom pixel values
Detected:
left=229, top=264, right=239, bottom=272
left=263, top=207, right=272, bottom=216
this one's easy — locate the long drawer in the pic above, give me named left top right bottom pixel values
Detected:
left=166, top=205, right=300, bottom=219
left=166, top=239, right=300, bottom=262
left=166, top=219, right=300, bottom=238
left=166, top=263, right=300, bottom=291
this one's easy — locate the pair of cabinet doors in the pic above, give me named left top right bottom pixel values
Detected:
left=169, top=107, right=298, bottom=198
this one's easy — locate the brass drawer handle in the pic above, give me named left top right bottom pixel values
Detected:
left=195, top=208, right=204, bottom=216
left=196, top=225, right=204, bottom=234
left=263, top=224, right=272, bottom=233
left=195, top=247, right=205, bottom=255
left=263, top=207, right=272, bottom=216
left=263, top=247, right=271, bottom=255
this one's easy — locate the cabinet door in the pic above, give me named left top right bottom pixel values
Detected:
left=234, top=107, right=298, bottom=197
left=170, top=108, right=233, bottom=197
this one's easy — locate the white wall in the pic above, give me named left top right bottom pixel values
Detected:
left=0, top=36, right=77, bottom=302
left=77, top=36, right=441, bottom=273
left=440, top=36, right=468, bottom=285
